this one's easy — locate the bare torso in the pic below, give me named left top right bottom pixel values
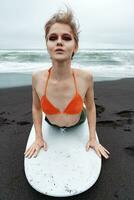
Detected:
left=34, top=67, right=90, bottom=127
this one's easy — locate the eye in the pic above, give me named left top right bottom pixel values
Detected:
left=62, top=36, right=72, bottom=41
left=48, top=36, right=57, bottom=41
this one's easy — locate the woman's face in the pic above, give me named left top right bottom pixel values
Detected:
left=46, top=23, right=78, bottom=61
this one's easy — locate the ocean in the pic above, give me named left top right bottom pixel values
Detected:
left=0, top=49, right=134, bottom=88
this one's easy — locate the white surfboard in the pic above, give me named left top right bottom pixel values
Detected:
left=24, top=113, right=101, bottom=197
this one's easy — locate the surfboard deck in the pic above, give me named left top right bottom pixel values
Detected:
left=24, top=114, right=101, bottom=197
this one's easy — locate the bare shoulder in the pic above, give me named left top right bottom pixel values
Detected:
left=32, top=69, right=48, bottom=87
left=73, top=67, right=93, bottom=82
left=32, top=69, right=48, bottom=79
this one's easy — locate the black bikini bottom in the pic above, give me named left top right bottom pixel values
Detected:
left=45, top=107, right=87, bottom=129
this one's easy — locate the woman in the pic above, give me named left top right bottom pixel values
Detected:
left=24, top=8, right=110, bottom=159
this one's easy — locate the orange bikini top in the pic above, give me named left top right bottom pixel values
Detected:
left=40, top=67, right=83, bottom=115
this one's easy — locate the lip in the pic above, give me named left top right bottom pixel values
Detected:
left=55, top=48, right=64, bottom=52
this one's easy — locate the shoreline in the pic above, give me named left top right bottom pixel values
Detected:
left=0, top=72, right=134, bottom=89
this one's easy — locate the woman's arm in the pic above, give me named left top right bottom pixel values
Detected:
left=32, top=72, right=44, bottom=139
left=84, top=72, right=96, bottom=140
left=84, top=70, right=110, bottom=159
left=24, top=73, right=48, bottom=158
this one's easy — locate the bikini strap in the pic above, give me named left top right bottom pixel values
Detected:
left=72, top=70, right=78, bottom=95
left=45, top=67, right=78, bottom=95
left=44, top=66, right=52, bottom=95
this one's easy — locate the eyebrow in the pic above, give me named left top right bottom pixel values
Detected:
left=48, top=33, right=72, bottom=37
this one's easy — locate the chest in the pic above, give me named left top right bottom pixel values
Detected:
left=47, top=80, right=76, bottom=101
left=46, top=77, right=86, bottom=101
left=36, top=70, right=89, bottom=105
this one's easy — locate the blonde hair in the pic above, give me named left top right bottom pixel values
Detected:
left=44, top=7, right=80, bottom=58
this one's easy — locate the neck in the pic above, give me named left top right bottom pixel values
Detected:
left=51, top=60, right=73, bottom=81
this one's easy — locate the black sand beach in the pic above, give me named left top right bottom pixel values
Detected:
left=0, top=78, right=134, bottom=200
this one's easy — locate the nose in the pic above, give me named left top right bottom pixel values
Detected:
left=56, top=36, right=63, bottom=46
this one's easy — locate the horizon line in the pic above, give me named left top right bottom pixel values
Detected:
left=0, top=48, right=134, bottom=50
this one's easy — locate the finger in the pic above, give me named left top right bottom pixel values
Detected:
left=95, top=148, right=101, bottom=158
left=24, top=146, right=31, bottom=154
left=43, top=143, right=48, bottom=151
left=33, top=146, right=41, bottom=157
left=27, top=148, right=36, bottom=159
left=98, top=144, right=110, bottom=157
left=100, top=148, right=109, bottom=159
left=35, top=145, right=42, bottom=156
left=85, top=143, right=89, bottom=151
left=24, top=147, right=33, bottom=157
left=99, top=144, right=110, bottom=154
left=103, top=147, right=110, bottom=154
left=24, top=143, right=35, bottom=154
left=25, top=146, right=35, bottom=158
left=100, top=146, right=110, bottom=157
left=33, top=151, right=38, bottom=158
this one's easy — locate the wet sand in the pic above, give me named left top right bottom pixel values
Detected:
left=0, top=78, right=134, bottom=200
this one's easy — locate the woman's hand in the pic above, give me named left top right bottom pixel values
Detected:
left=24, top=137, right=48, bottom=159
left=85, top=139, right=110, bottom=159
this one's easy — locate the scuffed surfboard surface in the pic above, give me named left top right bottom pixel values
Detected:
left=24, top=115, right=101, bottom=197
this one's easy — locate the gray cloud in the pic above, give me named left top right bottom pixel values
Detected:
left=0, top=0, right=134, bottom=49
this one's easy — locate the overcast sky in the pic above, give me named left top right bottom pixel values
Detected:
left=0, top=0, right=134, bottom=49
